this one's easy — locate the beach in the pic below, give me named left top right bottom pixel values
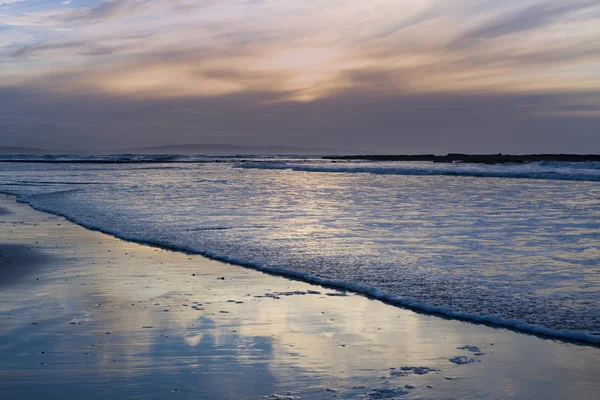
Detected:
left=0, top=194, right=598, bottom=399
left=2, top=0, right=600, bottom=397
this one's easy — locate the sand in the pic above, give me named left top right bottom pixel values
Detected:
left=0, top=194, right=598, bottom=399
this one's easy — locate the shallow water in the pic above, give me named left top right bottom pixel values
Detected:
left=0, top=159, right=599, bottom=342
left=1, top=196, right=599, bottom=400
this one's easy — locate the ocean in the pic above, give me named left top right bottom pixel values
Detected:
left=1, top=156, right=598, bottom=343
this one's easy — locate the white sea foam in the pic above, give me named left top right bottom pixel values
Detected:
left=235, top=161, right=600, bottom=181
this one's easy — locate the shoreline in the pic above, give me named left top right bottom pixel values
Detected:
left=325, top=154, right=600, bottom=164
left=1, top=194, right=599, bottom=399
left=1, top=153, right=600, bottom=165
left=9, top=194, right=599, bottom=345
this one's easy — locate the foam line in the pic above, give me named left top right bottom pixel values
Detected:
left=9, top=193, right=600, bottom=345
left=234, top=162, right=600, bottom=181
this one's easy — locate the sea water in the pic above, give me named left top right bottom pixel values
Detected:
left=1, top=157, right=598, bottom=342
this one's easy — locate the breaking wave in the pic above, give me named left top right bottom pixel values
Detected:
left=235, top=161, right=600, bottom=182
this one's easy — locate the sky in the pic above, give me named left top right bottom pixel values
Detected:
left=0, top=0, right=599, bottom=153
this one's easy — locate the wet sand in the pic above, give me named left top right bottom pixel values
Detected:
left=0, top=194, right=598, bottom=399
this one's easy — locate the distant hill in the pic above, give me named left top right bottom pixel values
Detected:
left=0, top=146, right=53, bottom=155
left=114, top=144, right=351, bottom=156
left=0, top=144, right=353, bottom=156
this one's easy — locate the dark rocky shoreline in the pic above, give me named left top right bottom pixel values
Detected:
left=324, top=154, right=600, bottom=164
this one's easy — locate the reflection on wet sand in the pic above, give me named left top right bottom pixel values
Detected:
left=0, top=196, right=599, bottom=399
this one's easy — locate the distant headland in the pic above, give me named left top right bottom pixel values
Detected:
left=324, top=154, right=600, bottom=164
left=1, top=145, right=599, bottom=164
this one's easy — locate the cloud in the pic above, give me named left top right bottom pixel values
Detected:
left=1, top=84, right=599, bottom=152
left=0, top=0, right=599, bottom=151
left=2, top=1, right=596, bottom=100
left=452, top=1, right=599, bottom=47
left=60, top=0, right=144, bottom=24
left=0, top=0, right=25, bottom=6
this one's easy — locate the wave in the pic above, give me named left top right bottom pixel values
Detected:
left=0, top=155, right=208, bottom=164
left=235, top=162, right=600, bottom=182
left=0, top=155, right=302, bottom=164
left=1, top=180, right=107, bottom=186
left=9, top=192, right=600, bottom=345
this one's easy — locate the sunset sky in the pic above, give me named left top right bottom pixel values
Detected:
left=1, top=0, right=599, bottom=152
